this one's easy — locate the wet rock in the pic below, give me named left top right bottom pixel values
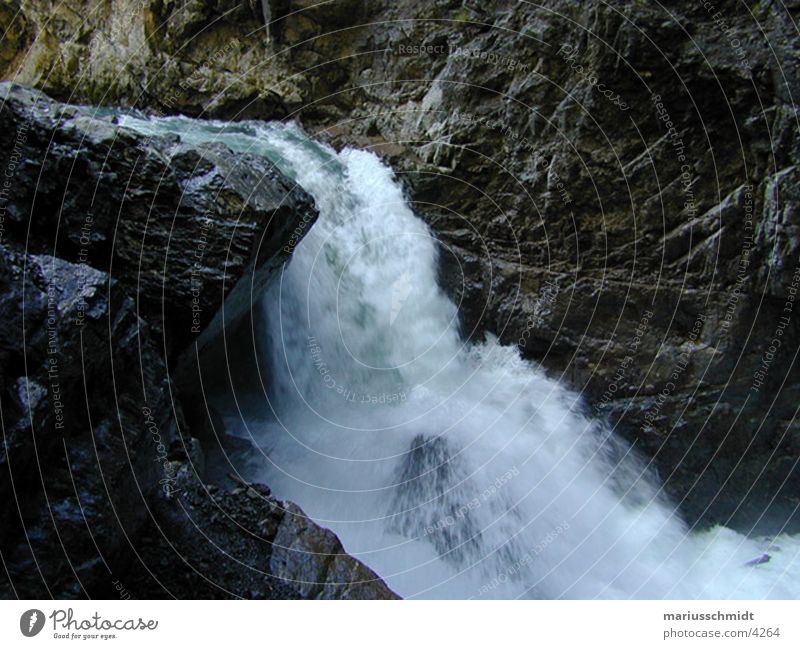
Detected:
left=0, top=244, right=177, bottom=597
left=0, top=82, right=317, bottom=359
left=122, top=465, right=397, bottom=599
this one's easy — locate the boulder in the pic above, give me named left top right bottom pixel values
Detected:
left=0, top=82, right=317, bottom=359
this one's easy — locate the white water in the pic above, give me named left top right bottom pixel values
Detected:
left=121, top=114, right=800, bottom=599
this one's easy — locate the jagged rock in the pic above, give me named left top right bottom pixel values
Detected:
left=0, top=244, right=178, bottom=597
left=122, top=464, right=397, bottom=599
left=0, top=0, right=298, bottom=118
left=0, top=82, right=317, bottom=359
left=270, top=502, right=396, bottom=599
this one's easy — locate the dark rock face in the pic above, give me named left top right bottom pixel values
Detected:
left=0, top=83, right=317, bottom=358
left=0, top=244, right=179, bottom=597
left=0, top=83, right=396, bottom=599
left=126, top=463, right=396, bottom=599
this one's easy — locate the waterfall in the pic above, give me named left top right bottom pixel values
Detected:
left=120, top=114, right=800, bottom=599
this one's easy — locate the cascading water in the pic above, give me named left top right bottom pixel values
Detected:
left=120, top=114, right=800, bottom=599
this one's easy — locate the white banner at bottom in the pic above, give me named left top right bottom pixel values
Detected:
left=1, top=600, right=798, bottom=648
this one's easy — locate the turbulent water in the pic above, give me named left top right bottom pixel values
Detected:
left=121, top=113, right=800, bottom=599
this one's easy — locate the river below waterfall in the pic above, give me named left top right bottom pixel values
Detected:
left=120, top=114, right=800, bottom=599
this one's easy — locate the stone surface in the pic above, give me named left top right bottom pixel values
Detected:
left=123, top=463, right=397, bottom=599
left=0, top=81, right=317, bottom=359
left=0, top=244, right=177, bottom=597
